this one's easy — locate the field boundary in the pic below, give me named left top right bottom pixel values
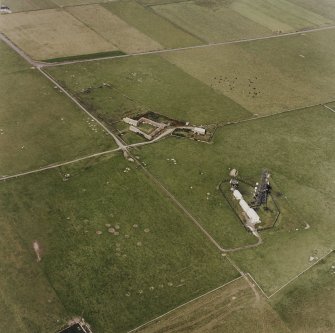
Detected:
left=42, top=24, right=335, bottom=67
left=0, top=148, right=121, bottom=181
left=267, top=249, right=334, bottom=298
left=324, top=104, right=335, bottom=113
left=127, top=275, right=243, bottom=333
left=246, top=250, right=334, bottom=300
left=246, top=273, right=270, bottom=299
left=217, top=102, right=334, bottom=128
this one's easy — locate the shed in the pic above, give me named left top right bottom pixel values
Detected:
left=233, top=190, right=243, bottom=200
left=123, top=117, right=138, bottom=127
left=192, top=127, right=206, bottom=135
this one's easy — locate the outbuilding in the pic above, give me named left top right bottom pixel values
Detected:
left=123, top=117, right=138, bottom=127
left=192, top=127, right=206, bottom=135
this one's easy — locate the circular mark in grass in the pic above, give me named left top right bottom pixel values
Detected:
left=108, top=228, right=115, bottom=233
left=136, top=241, right=142, bottom=247
left=105, top=223, right=111, bottom=228
left=96, top=230, right=102, bottom=235
left=144, top=228, right=150, bottom=233
left=133, top=224, right=138, bottom=228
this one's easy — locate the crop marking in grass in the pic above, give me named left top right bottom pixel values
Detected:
left=127, top=275, right=244, bottom=333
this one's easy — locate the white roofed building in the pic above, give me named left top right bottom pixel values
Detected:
left=123, top=117, right=138, bottom=127
left=192, top=127, right=206, bottom=135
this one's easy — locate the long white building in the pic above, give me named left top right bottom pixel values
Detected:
left=232, top=189, right=261, bottom=225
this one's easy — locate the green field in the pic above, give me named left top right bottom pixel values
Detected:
left=0, top=153, right=239, bottom=332
left=152, top=0, right=332, bottom=44
left=66, top=4, right=163, bottom=54
left=153, top=0, right=272, bottom=43
left=229, top=0, right=332, bottom=33
left=0, top=213, right=67, bottom=333
left=104, top=0, right=202, bottom=49
left=271, top=252, right=335, bottom=333
left=43, top=50, right=125, bottom=63
left=46, top=55, right=251, bottom=124
left=0, top=40, right=115, bottom=176
left=290, top=0, right=335, bottom=21
left=133, top=106, right=335, bottom=292
left=163, top=28, right=335, bottom=115
left=51, top=0, right=114, bottom=6
left=2, top=1, right=335, bottom=331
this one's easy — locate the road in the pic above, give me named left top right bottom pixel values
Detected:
left=0, top=33, right=43, bottom=68
left=39, top=69, right=127, bottom=151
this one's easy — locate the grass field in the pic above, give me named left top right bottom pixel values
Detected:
left=0, top=40, right=115, bottom=176
left=139, top=277, right=290, bottom=333
left=229, top=0, right=332, bottom=33
left=138, top=0, right=193, bottom=5
left=0, top=153, right=239, bottom=332
left=0, top=214, right=68, bottom=333
left=46, top=55, right=251, bottom=125
left=271, top=251, right=335, bottom=333
left=152, top=0, right=272, bottom=43
left=0, top=9, right=116, bottom=60
left=2, top=1, right=335, bottom=331
left=133, top=106, right=335, bottom=291
left=290, top=0, right=335, bottom=21
left=1, top=0, right=56, bottom=12
left=52, top=0, right=114, bottom=6
left=66, top=4, right=163, bottom=54
left=163, top=28, right=335, bottom=115
left=104, top=0, right=202, bottom=49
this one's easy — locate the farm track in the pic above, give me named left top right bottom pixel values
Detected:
left=0, top=148, right=121, bottom=181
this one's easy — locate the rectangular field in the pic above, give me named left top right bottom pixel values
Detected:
left=46, top=55, right=251, bottom=125
left=133, top=106, right=335, bottom=293
left=0, top=154, right=239, bottom=332
left=0, top=0, right=56, bottom=12
left=229, top=0, right=332, bottom=33
left=271, top=251, right=335, bottom=333
left=289, top=0, right=335, bottom=21
left=0, top=40, right=115, bottom=176
left=66, top=4, right=163, bottom=54
left=52, top=0, right=115, bottom=6
left=163, top=28, right=335, bottom=115
left=138, top=277, right=290, bottom=333
left=0, top=9, right=116, bottom=60
left=104, top=0, right=202, bottom=49
left=152, top=0, right=272, bottom=43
